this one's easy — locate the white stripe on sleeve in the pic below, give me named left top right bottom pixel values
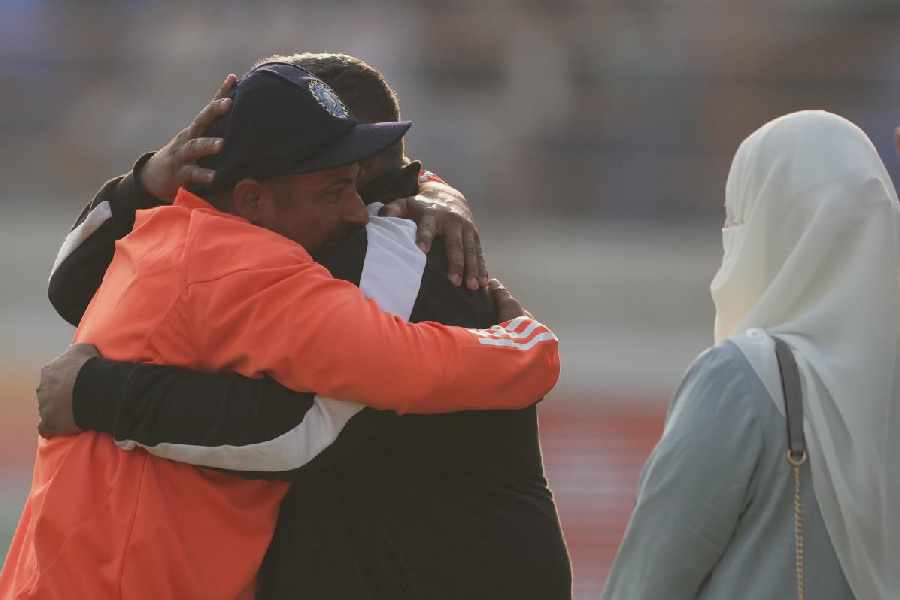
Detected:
left=471, top=331, right=559, bottom=351
left=115, top=395, right=364, bottom=471
left=468, top=319, right=542, bottom=340
left=49, top=200, right=113, bottom=280
left=466, top=317, right=559, bottom=351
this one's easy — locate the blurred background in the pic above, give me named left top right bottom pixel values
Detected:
left=3, top=1, right=900, bottom=597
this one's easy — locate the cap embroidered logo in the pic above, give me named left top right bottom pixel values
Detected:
left=308, top=79, right=350, bottom=120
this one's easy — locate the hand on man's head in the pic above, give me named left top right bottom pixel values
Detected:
left=36, top=344, right=99, bottom=438
left=380, top=181, right=488, bottom=291
left=140, top=74, right=237, bottom=202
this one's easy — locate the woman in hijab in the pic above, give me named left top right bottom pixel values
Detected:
left=601, top=110, right=899, bottom=600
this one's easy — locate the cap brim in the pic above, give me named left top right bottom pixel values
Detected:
left=290, top=120, right=412, bottom=175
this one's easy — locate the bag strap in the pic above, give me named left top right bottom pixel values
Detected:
left=772, top=335, right=807, bottom=600
left=774, top=336, right=806, bottom=461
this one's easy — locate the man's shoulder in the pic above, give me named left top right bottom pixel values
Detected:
left=119, top=204, right=192, bottom=261
left=182, top=206, right=314, bottom=284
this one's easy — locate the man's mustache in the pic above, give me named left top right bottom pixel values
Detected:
left=313, top=224, right=365, bottom=259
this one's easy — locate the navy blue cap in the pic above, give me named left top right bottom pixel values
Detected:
left=199, top=62, right=412, bottom=190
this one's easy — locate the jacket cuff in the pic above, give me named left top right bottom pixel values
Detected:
left=127, top=152, right=160, bottom=209
left=72, top=356, right=131, bottom=434
left=108, top=153, right=161, bottom=235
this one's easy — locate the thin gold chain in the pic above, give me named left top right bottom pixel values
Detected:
left=789, top=451, right=807, bottom=600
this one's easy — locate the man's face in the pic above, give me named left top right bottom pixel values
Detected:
left=252, top=163, right=369, bottom=254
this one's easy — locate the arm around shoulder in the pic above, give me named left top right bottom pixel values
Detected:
left=72, top=356, right=351, bottom=474
left=48, top=154, right=162, bottom=326
left=188, top=255, right=560, bottom=415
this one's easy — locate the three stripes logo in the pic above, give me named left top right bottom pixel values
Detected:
left=467, top=316, right=558, bottom=351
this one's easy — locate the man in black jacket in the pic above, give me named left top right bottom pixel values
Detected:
left=38, top=53, right=571, bottom=599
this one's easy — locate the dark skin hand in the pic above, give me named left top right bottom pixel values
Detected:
left=35, top=280, right=531, bottom=438
left=488, top=278, right=533, bottom=322
left=36, top=343, right=99, bottom=437
left=141, top=74, right=238, bottom=201
left=382, top=181, right=489, bottom=290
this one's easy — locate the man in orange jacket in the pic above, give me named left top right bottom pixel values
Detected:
left=1, top=62, right=559, bottom=599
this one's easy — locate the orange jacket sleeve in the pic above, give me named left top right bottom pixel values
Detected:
left=185, top=258, right=559, bottom=415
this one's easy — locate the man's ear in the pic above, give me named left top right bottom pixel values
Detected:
left=232, top=178, right=265, bottom=224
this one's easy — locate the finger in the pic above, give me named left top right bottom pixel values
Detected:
left=379, top=198, right=410, bottom=218
left=489, top=284, right=512, bottom=308
left=462, top=227, right=481, bottom=290
left=488, top=278, right=508, bottom=297
left=416, top=213, right=438, bottom=255
left=179, top=137, right=224, bottom=161
left=441, top=222, right=465, bottom=287
left=212, top=74, right=238, bottom=101
left=487, top=278, right=508, bottom=303
left=475, top=231, right=489, bottom=288
left=485, top=278, right=501, bottom=308
left=177, top=164, right=216, bottom=186
left=188, top=96, right=232, bottom=137
left=489, top=279, right=523, bottom=320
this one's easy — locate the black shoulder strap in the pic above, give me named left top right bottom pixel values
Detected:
left=773, top=336, right=806, bottom=459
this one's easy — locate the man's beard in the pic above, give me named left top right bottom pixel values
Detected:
left=313, top=223, right=365, bottom=260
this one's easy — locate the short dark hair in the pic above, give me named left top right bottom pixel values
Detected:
left=255, top=52, right=404, bottom=161
left=255, top=52, right=401, bottom=123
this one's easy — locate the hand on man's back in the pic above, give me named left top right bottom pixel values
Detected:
left=381, top=181, right=489, bottom=291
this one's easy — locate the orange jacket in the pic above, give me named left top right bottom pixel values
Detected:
left=1, top=190, right=559, bottom=600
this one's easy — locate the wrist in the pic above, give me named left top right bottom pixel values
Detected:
left=131, top=152, right=163, bottom=209
left=72, top=356, right=125, bottom=433
left=106, top=153, right=162, bottom=237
